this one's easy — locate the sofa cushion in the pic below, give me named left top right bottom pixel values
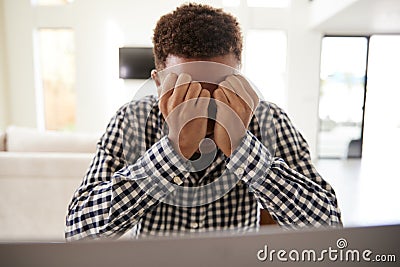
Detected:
left=0, top=152, right=93, bottom=241
left=6, top=126, right=100, bottom=153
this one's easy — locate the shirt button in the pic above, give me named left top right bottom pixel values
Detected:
left=184, top=162, right=191, bottom=169
left=237, top=180, right=243, bottom=186
left=173, top=176, right=183, bottom=185
left=235, top=167, right=244, bottom=175
left=190, top=222, right=199, bottom=229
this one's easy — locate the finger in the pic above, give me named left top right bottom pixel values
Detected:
left=219, top=80, right=235, bottom=95
left=213, top=90, right=246, bottom=137
left=173, top=73, right=192, bottom=103
left=198, top=88, right=210, bottom=99
left=184, top=82, right=202, bottom=101
left=225, top=75, right=254, bottom=110
left=160, top=73, right=178, bottom=100
left=213, top=87, right=229, bottom=105
left=235, top=75, right=259, bottom=111
left=159, top=73, right=178, bottom=116
left=218, top=81, right=237, bottom=104
left=196, top=89, right=211, bottom=111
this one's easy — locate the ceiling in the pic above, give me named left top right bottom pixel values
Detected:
left=313, top=0, right=400, bottom=35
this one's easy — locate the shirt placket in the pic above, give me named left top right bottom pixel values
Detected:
left=188, top=205, right=207, bottom=232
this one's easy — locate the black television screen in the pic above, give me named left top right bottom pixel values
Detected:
left=119, top=47, right=155, bottom=79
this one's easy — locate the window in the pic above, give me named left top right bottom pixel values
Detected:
left=222, top=0, right=291, bottom=8
left=222, top=0, right=241, bottom=7
left=35, top=28, right=76, bottom=131
left=317, top=36, right=368, bottom=159
left=247, top=0, right=291, bottom=8
left=244, top=30, right=287, bottom=108
left=363, top=35, right=400, bottom=159
left=31, top=0, right=74, bottom=6
left=318, top=35, right=400, bottom=159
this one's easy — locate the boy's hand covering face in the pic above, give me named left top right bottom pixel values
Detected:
left=158, top=62, right=259, bottom=159
left=159, top=73, right=211, bottom=159
left=213, top=74, right=259, bottom=157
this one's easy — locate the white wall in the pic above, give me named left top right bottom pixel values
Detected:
left=286, top=0, right=322, bottom=158
left=3, top=0, right=36, bottom=129
left=227, top=0, right=322, bottom=157
left=0, top=0, right=9, bottom=130
left=3, top=0, right=213, bottom=132
left=2, top=0, right=324, bottom=156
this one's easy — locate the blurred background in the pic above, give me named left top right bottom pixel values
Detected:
left=0, top=0, right=399, bottom=241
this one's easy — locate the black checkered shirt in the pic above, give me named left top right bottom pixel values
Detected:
left=65, top=95, right=342, bottom=241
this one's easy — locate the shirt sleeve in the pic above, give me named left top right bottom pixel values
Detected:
left=65, top=105, right=190, bottom=241
left=226, top=109, right=342, bottom=228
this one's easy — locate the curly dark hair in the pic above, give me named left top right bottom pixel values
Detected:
left=152, top=3, right=243, bottom=69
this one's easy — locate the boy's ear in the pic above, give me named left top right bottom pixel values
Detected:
left=151, top=69, right=161, bottom=87
left=151, top=69, right=162, bottom=97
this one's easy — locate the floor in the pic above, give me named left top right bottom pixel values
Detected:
left=315, top=144, right=400, bottom=228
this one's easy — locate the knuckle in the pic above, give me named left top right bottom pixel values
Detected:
left=219, top=81, right=229, bottom=89
left=226, top=75, right=236, bottom=82
left=254, top=95, right=260, bottom=105
left=179, top=72, right=191, bottom=80
left=236, top=105, right=248, bottom=115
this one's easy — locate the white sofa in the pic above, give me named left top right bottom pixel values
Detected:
left=0, top=126, right=99, bottom=241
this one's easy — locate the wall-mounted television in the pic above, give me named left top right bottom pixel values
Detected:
left=119, top=47, right=155, bottom=79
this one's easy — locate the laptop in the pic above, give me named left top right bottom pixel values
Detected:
left=0, top=224, right=398, bottom=267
